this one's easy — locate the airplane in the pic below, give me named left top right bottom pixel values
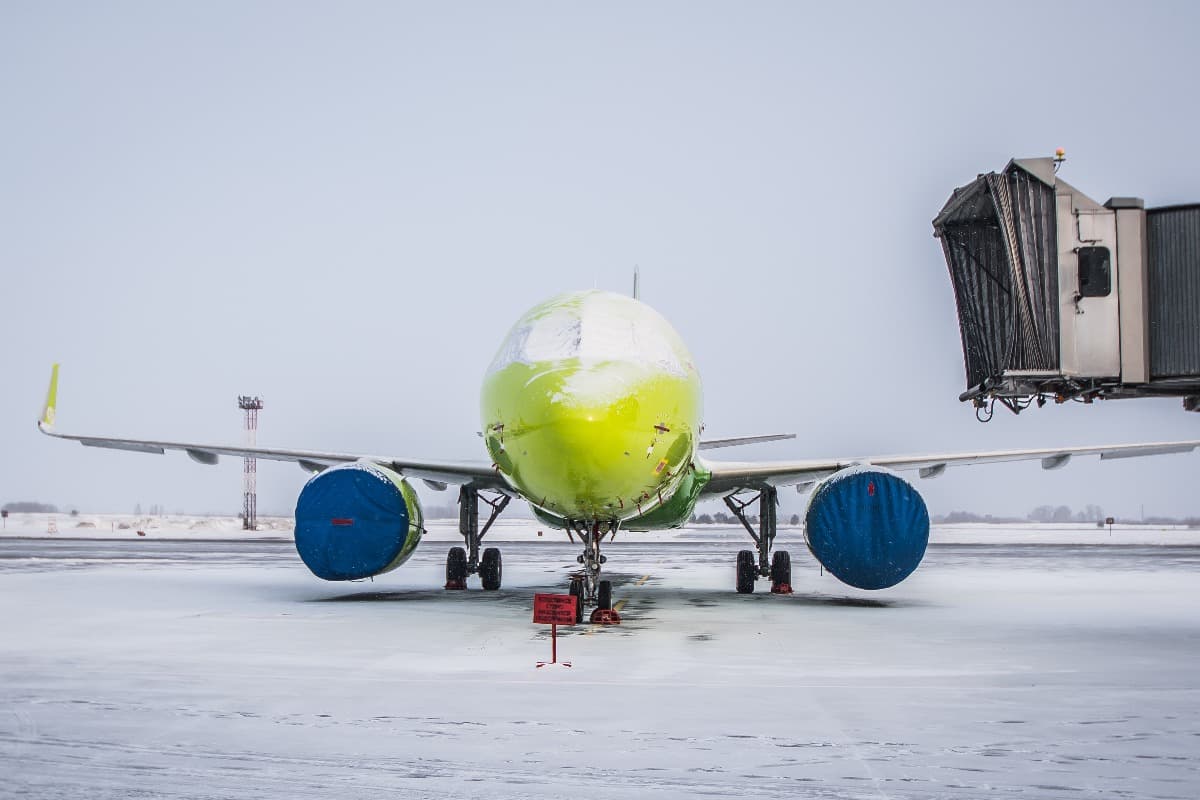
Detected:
left=37, top=288, right=1200, bottom=623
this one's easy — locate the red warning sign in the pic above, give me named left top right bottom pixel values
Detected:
left=533, top=593, right=577, bottom=625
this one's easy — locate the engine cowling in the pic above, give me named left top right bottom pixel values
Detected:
left=294, top=462, right=424, bottom=581
left=804, top=466, right=929, bottom=590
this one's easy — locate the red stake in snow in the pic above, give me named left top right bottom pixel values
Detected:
left=533, top=593, right=577, bottom=668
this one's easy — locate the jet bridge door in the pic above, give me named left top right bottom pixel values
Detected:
left=1057, top=193, right=1121, bottom=378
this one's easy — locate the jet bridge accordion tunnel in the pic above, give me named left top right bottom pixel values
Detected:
left=932, top=156, right=1200, bottom=419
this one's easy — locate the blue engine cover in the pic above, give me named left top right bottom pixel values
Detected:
left=294, top=462, right=423, bottom=581
left=804, top=467, right=929, bottom=590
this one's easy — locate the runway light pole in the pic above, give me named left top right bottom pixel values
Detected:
left=238, top=395, right=263, bottom=531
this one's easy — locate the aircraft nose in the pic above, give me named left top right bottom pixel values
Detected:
left=483, top=365, right=691, bottom=519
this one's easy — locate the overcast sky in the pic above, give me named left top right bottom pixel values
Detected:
left=2, top=1, right=1199, bottom=519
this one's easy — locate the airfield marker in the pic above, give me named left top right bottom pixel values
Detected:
left=533, top=593, right=577, bottom=667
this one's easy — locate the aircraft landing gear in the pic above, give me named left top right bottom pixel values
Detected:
left=567, top=520, right=621, bottom=624
left=725, top=486, right=792, bottom=594
left=445, top=486, right=510, bottom=590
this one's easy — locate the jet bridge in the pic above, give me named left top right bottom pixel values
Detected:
left=932, top=156, right=1200, bottom=418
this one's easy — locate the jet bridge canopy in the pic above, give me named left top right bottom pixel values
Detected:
left=933, top=157, right=1200, bottom=416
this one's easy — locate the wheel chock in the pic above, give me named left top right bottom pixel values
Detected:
left=770, top=582, right=793, bottom=595
left=589, top=607, right=622, bottom=625
left=444, top=579, right=467, bottom=590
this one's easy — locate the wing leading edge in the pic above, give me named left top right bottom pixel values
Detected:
left=37, top=365, right=505, bottom=491
left=700, top=441, right=1200, bottom=495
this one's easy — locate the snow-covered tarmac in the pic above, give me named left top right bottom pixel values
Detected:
left=2, top=526, right=1199, bottom=799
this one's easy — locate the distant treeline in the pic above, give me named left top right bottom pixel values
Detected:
left=1131, top=516, right=1200, bottom=527
left=933, top=511, right=1026, bottom=524
left=2, top=501, right=59, bottom=513
left=935, top=505, right=1106, bottom=524
left=689, top=512, right=803, bottom=526
left=936, top=504, right=1200, bottom=527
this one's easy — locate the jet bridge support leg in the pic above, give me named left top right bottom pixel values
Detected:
left=445, top=486, right=510, bottom=590
left=724, top=487, right=792, bottom=594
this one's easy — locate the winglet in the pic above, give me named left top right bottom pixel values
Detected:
left=39, top=363, right=60, bottom=432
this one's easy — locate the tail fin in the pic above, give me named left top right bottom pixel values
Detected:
left=39, top=363, right=60, bottom=431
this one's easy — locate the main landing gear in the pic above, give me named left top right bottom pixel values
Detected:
left=445, top=486, right=510, bottom=590
left=566, top=521, right=621, bottom=625
left=724, top=485, right=792, bottom=595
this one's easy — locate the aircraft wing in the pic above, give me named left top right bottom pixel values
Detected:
left=36, top=365, right=505, bottom=491
left=700, top=440, right=1200, bottom=495
left=698, top=433, right=796, bottom=450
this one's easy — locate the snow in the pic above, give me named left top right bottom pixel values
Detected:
left=486, top=290, right=693, bottom=378
left=4, top=513, right=1200, bottom=545
left=2, top=528, right=1199, bottom=798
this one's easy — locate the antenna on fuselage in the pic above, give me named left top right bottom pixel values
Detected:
left=632, top=266, right=640, bottom=300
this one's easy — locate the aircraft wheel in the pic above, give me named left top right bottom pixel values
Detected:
left=569, top=576, right=585, bottom=623
left=771, top=550, right=792, bottom=585
left=597, top=579, right=613, bottom=610
left=480, top=547, right=502, bottom=590
left=736, top=550, right=756, bottom=594
left=445, top=546, right=468, bottom=589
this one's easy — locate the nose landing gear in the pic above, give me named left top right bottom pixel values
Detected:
left=568, top=520, right=621, bottom=624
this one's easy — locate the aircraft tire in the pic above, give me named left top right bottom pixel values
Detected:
left=446, top=546, right=468, bottom=588
left=569, top=577, right=585, bottom=623
left=480, top=547, right=502, bottom=590
left=736, top=550, right=756, bottom=594
left=597, top=579, right=613, bottom=610
left=771, top=550, right=792, bottom=587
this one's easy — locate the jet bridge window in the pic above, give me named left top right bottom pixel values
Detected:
left=1077, top=246, right=1111, bottom=297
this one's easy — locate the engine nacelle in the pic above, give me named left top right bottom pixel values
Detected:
left=294, top=462, right=424, bottom=581
left=804, top=466, right=929, bottom=590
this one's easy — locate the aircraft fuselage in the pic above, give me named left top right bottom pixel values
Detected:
left=480, top=291, right=705, bottom=528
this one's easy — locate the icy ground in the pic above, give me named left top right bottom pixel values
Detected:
left=2, top=529, right=1199, bottom=799
left=4, top=512, right=1200, bottom=545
